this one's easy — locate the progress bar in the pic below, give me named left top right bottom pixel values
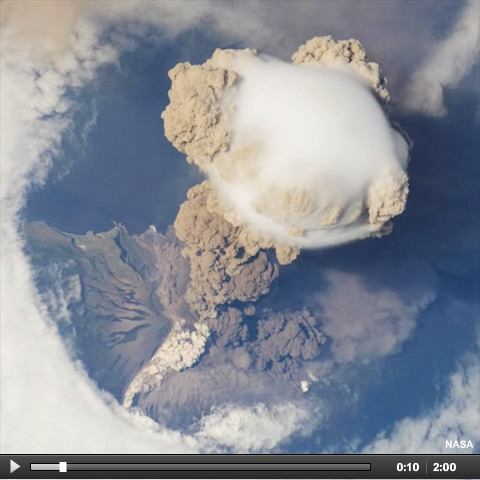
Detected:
left=31, top=463, right=370, bottom=472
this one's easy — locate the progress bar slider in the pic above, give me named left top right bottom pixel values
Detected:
left=31, top=462, right=67, bottom=472
left=31, top=462, right=371, bottom=472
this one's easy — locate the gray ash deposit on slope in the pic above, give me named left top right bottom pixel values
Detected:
left=134, top=306, right=326, bottom=429
left=24, top=222, right=191, bottom=401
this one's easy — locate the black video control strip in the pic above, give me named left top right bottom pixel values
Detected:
left=1, top=454, right=479, bottom=479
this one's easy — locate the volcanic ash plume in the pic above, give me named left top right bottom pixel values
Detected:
left=163, top=36, right=409, bottom=263
left=163, top=37, right=409, bottom=317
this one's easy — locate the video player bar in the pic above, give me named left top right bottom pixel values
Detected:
left=2, top=454, right=479, bottom=479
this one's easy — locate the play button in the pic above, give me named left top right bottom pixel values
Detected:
left=10, top=460, right=20, bottom=473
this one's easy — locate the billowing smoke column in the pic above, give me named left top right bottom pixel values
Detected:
left=163, top=36, right=410, bottom=317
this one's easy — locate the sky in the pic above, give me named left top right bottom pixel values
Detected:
left=0, top=0, right=479, bottom=455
